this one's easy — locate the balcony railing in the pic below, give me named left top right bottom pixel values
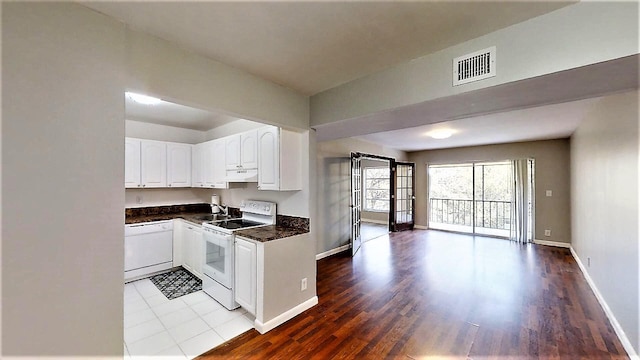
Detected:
left=429, top=198, right=512, bottom=234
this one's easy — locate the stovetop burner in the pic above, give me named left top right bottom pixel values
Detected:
left=207, top=218, right=265, bottom=230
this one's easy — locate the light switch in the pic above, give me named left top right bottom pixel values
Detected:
left=545, top=190, right=552, bottom=197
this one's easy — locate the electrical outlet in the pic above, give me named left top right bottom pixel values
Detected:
left=544, top=230, right=551, bottom=237
left=546, top=190, right=553, bottom=197
left=301, top=278, right=307, bottom=291
left=587, top=257, right=591, bottom=267
left=136, top=195, right=143, bottom=204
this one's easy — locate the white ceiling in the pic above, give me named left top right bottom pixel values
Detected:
left=355, top=97, right=600, bottom=152
left=125, top=95, right=241, bottom=131
left=83, top=1, right=573, bottom=95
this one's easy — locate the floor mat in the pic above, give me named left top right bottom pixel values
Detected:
left=150, top=268, right=202, bottom=300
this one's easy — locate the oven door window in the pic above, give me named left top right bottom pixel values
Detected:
left=206, top=240, right=226, bottom=273
left=204, top=234, right=232, bottom=288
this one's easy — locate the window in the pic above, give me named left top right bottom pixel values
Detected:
left=363, top=166, right=390, bottom=211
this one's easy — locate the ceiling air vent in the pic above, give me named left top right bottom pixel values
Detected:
left=453, top=46, right=496, bottom=86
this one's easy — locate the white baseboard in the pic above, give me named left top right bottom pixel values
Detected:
left=361, top=218, right=388, bottom=225
left=254, top=296, right=318, bottom=334
left=533, top=239, right=571, bottom=248
left=414, top=225, right=428, bottom=230
left=316, top=244, right=351, bottom=260
left=570, top=247, right=638, bottom=359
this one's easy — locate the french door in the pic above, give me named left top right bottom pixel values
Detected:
left=350, top=152, right=362, bottom=256
left=392, top=161, right=415, bottom=231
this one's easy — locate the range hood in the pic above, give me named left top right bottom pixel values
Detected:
left=225, top=168, right=258, bottom=182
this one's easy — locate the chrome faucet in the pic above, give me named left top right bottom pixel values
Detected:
left=211, top=203, right=229, bottom=216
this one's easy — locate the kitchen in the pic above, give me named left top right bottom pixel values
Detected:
left=123, top=92, right=316, bottom=358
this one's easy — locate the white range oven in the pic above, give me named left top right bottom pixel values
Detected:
left=202, top=200, right=276, bottom=310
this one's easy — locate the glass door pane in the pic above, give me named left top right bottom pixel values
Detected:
left=428, top=164, right=473, bottom=233
left=474, top=161, right=512, bottom=238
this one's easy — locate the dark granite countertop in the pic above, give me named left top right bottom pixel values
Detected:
left=125, top=204, right=310, bottom=242
left=235, top=225, right=309, bottom=242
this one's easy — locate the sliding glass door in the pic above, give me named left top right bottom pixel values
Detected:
left=473, top=162, right=512, bottom=237
left=428, top=161, right=528, bottom=238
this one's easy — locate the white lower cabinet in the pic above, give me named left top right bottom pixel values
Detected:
left=177, top=221, right=203, bottom=279
left=234, top=236, right=257, bottom=315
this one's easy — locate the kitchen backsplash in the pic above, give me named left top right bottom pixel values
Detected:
left=125, top=203, right=211, bottom=218
left=277, top=215, right=310, bottom=232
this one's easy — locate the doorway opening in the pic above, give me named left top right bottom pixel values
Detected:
left=360, top=157, right=391, bottom=242
left=350, top=152, right=416, bottom=256
left=427, top=159, right=534, bottom=240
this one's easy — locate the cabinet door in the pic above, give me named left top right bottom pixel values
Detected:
left=167, top=143, right=192, bottom=187
left=234, top=237, right=257, bottom=315
left=141, top=140, right=167, bottom=188
left=172, top=220, right=183, bottom=267
left=125, top=138, right=141, bottom=188
left=225, top=134, right=241, bottom=170
left=192, top=228, right=203, bottom=279
left=203, top=140, right=215, bottom=187
left=257, top=126, right=279, bottom=191
left=211, top=138, right=228, bottom=188
left=183, top=224, right=203, bottom=279
left=192, top=144, right=205, bottom=188
left=240, top=130, right=258, bottom=169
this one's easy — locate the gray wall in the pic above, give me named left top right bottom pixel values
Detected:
left=570, top=90, right=639, bottom=352
left=315, top=138, right=406, bottom=255
left=3, top=3, right=126, bottom=355
left=408, top=139, right=571, bottom=243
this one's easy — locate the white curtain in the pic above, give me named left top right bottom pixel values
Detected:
left=511, top=159, right=530, bottom=243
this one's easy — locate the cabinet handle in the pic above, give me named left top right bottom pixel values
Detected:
left=142, top=184, right=146, bottom=187
left=168, top=184, right=171, bottom=187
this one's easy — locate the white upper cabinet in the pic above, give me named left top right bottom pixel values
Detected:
left=208, top=138, right=228, bottom=188
left=240, top=130, right=258, bottom=169
left=192, top=143, right=205, bottom=188
left=125, top=138, right=141, bottom=188
left=192, top=140, right=228, bottom=189
left=257, top=126, right=302, bottom=191
left=225, top=134, right=241, bottom=170
left=225, top=130, right=258, bottom=170
left=166, top=142, right=191, bottom=187
left=141, top=140, right=167, bottom=188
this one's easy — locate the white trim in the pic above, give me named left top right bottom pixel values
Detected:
left=414, top=225, right=428, bottom=230
left=254, top=296, right=318, bottom=334
left=361, top=218, right=388, bottom=225
left=316, top=244, right=351, bottom=260
left=532, top=239, right=571, bottom=248
left=570, top=247, right=638, bottom=359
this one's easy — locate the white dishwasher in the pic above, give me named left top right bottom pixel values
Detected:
left=124, top=220, right=173, bottom=281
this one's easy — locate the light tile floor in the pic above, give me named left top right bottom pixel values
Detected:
left=124, top=278, right=254, bottom=359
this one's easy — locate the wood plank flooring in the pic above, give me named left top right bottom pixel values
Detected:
left=200, top=230, right=628, bottom=359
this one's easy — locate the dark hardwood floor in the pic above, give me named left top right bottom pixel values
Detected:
left=200, top=230, right=628, bottom=359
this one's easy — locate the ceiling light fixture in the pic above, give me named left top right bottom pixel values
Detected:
left=428, top=129, right=455, bottom=139
left=126, top=92, right=162, bottom=105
